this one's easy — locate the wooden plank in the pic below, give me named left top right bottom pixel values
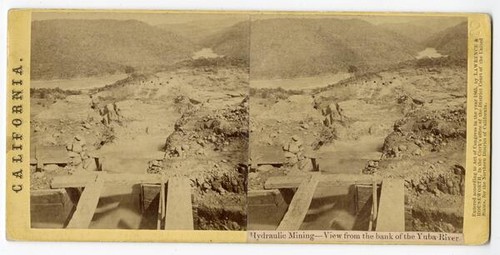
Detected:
left=66, top=176, right=104, bottom=229
left=51, top=173, right=164, bottom=188
left=368, top=181, right=378, bottom=231
left=140, top=184, right=161, bottom=213
left=52, top=174, right=97, bottom=188
left=265, top=174, right=382, bottom=189
left=157, top=183, right=165, bottom=230
left=375, top=179, right=405, bottom=232
left=165, top=177, right=194, bottom=230
left=276, top=176, right=319, bottom=231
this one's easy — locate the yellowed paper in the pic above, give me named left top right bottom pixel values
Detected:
left=6, top=9, right=491, bottom=244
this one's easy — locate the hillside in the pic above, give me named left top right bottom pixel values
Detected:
left=202, top=21, right=250, bottom=61
left=379, top=17, right=465, bottom=43
left=379, top=23, right=433, bottom=43
left=31, top=19, right=195, bottom=79
left=250, top=18, right=421, bottom=79
left=425, top=22, right=468, bottom=59
left=157, top=16, right=247, bottom=45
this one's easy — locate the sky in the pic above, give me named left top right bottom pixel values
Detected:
left=31, top=11, right=249, bottom=26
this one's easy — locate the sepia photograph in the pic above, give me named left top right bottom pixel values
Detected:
left=4, top=8, right=491, bottom=246
left=29, top=12, right=249, bottom=230
left=247, top=15, right=468, bottom=233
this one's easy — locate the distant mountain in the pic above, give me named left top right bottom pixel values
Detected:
left=31, top=19, right=195, bottom=79
left=157, top=16, right=247, bottom=45
left=250, top=18, right=421, bottom=79
left=202, top=21, right=250, bottom=61
left=379, top=18, right=465, bottom=43
left=379, top=23, right=433, bottom=43
left=425, top=21, right=468, bottom=59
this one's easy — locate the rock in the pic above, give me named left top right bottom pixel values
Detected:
left=209, top=135, right=217, bottom=143
left=269, top=133, right=277, bottom=138
left=417, top=184, right=426, bottom=192
left=72, top=156, right=83, bottom=166
left=105, top=103, right=119, bottom=121
left=398, top=144, right=408, bottom=152
left=296, top=151, right=305, bottom=161
left=427, top=136, right=435, bottom=143
left=294, top=138, right=303, bottom=147
left=82, top=123, right=92, bottom=129
left=80, top=151, right=90, bottom=159
left=217, top=186, right=226, bottom=194
left=74, top=135, right=83, bottom=142
left=288, top=156, right=299, bottom=164
left=441, top=223, right=456, bottom=233
left=82, top=158, right=93, bottom=169
left=412, top=149, right=422, bottom=156
left=324, top=117, right=331, bottom=127
left=76, top=136, right=87, bottom=146
left=300, top=123, right=309, bottom=129
left=367, top=160, right=378, bottom=168
left=298, top=159, right=309, bottom=170
left=72, top=142, right=83, bottom=153
left=291, top=135, right=300, bottom=142
left=196, top=148, right=206, bottom=155
left=437, top=160, right=444, bottom=164
left=453, top=164, right=465, bottom=175
left=229, top=221, right=240, bottom=230
left=150, top=160, right=161, bottom=167
left=446, top=180, right=454, bottom=188
left=202, top=182, right=211, bottom=191
left=282, top=144, right=290, bottom=151
left=257, top=165, right=274, bottom=173
left=68, top=151, right=79, bottom=158
left=221, top=159, right=228, bottom=163
left=33, top=171, right=45, bottom=178
left=248, top=172, right=258, bottom=181
left=288, top=143, right=301, bottom=153
left=66, top=142, right=73, bottom=151
left=197, top=139, right=205, bottom=147
left=284, top=151, right=295, bottom=158
left=43, top=164, right=59, bottom=172
left=181, top=144, right=190, bottom=151
left=432, top=188, right=441, bottom=196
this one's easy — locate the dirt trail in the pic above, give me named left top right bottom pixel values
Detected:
left=88, top=77, right=181, bottom=229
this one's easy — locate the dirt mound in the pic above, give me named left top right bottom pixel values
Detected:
left=165, top=96, right=248, bottom=157
left=150, top=96, right=248, bottom=230
left=382, top=107, right=466, bottom=159
left=375, top=106, right=466, bottom=232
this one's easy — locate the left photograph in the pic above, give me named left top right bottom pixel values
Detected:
left=29, top=12, right=249, bottom=230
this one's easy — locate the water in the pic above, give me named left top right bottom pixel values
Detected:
left=192, top=48, right=220, bottom=59
left=416, top=48, right=446, bottom=59
left=251, top=73, right=353, bottom=91
left=31, top=74, right=128, bottom=90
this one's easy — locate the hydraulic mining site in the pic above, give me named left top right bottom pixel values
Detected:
left=30, top=59, right=249, bottom=230
left=248, top=58, right=467, bottom=232
left=29, top=13, right=468, bottom=233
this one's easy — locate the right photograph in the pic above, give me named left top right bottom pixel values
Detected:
left=247, top=15, right=467, bottom=233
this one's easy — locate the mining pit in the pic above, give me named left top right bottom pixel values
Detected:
left=30, top=59, right=248, bottom=230
left=248, top=58, right=466, bottom=232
